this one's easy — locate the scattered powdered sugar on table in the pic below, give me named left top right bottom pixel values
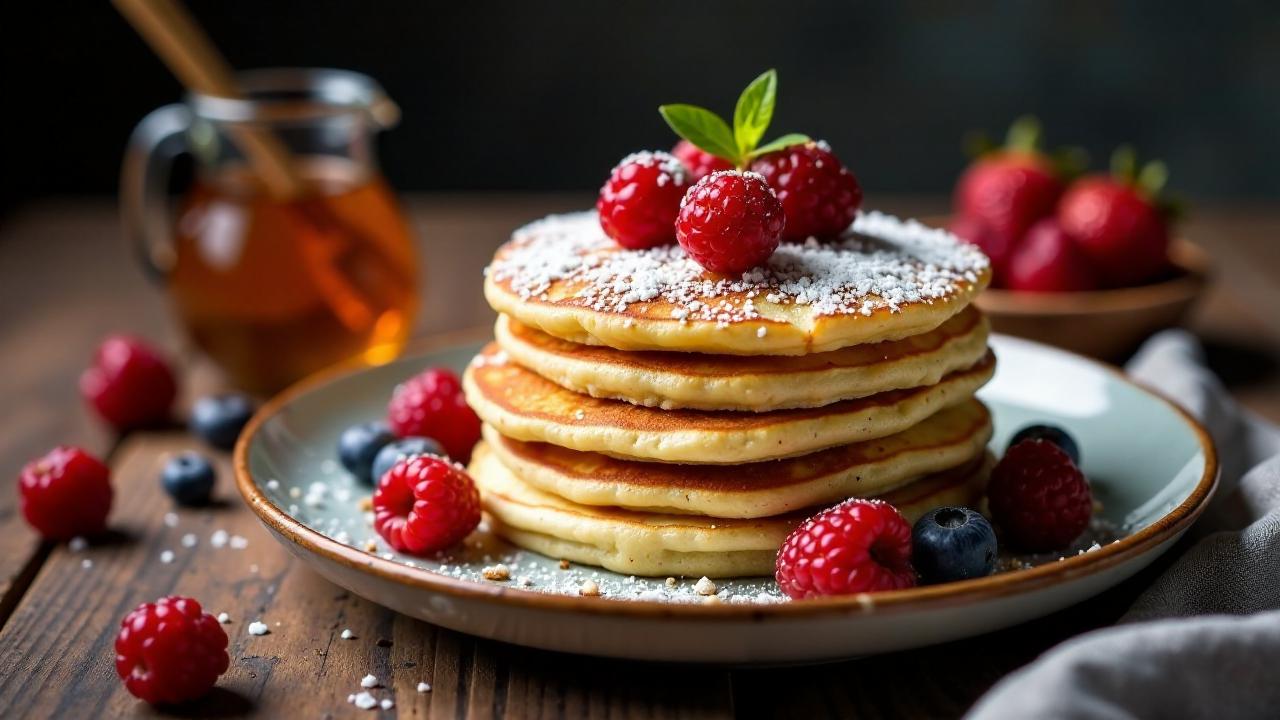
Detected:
left=486, top=210, right=988, bottom=322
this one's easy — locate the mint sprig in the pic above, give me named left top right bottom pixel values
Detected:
left=659, top=69, right=810, bottom=168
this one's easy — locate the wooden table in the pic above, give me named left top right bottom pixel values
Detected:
left=1, top=196, right=1277, bottom=718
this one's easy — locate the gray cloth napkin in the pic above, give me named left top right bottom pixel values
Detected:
left=968, top=330, right=1280, bottom=720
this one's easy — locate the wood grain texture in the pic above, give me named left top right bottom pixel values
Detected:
left=0, top=196, right=1277, bottom=719
left=0, top=206, right=166, bottom=621
left=0, top=432, right=736, bottom=719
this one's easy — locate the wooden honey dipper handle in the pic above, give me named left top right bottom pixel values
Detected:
left=113, top=0, right=306, bottom=199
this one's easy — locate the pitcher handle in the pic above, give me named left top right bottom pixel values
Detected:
left=120, top=104, right=192, bottom=283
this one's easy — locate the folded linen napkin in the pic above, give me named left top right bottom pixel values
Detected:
left=968, top=330, right=1280, bottom=720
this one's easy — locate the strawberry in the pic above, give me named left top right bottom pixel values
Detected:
left=953, top=117, right=1078, bottom=274
left=949, top=215, right=1013, bottom=287
left=1057, top=147, right=1173, bottom=287
left=1006, top=218, right=1099, bottom=292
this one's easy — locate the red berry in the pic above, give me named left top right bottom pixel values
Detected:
left=954, top=153, right=1063, bottom=249
left=115, top=596, right=229, bottom=705
left=949, top=215, right=1014, bottom=287
left=750, top=141, right=862, bottom=241
left=672, top=140, right=733, bottom=182
left=988, top=439, right=1093, bottom=552
left=1006, top=218, right=1099, bottom=292
left=1057, top=177, right=1169, bottom=287
left=387, top=368, right=481, bottom=462
left=374, top=455, right=481, bottom=554
left=79, top=335, right=177, bottom=430
left=596, top=151, right=691, bottom=249
left=18, top=446, right=112, bottom=540
left=675, top=171, right=784, bottom=275
left=775, top=498, right=917, bottom=599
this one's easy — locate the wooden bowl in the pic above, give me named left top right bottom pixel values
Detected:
left=974, top=238, right=1210, bottom=360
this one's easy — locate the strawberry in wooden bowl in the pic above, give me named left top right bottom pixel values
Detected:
left=949, top=123, right=1207, bottom=360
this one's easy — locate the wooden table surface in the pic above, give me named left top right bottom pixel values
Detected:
left=1, top=196, right=1277, bottom=719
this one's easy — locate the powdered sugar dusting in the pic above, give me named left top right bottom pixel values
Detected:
left=613, top=150, right=687, bottom=188
left=487, top=210, right=988, bottom=323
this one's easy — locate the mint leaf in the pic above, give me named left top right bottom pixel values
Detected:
left=733, top=69, right=777, bottom=156
left=659, top=104, right=740, bottom=164
left=748, top=133, right=811, bottom=158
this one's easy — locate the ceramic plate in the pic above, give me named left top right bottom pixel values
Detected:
left=235, top=334, right=1217, bottom=664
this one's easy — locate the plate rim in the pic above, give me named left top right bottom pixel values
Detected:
left=234, top=330, right=1218, bottom=621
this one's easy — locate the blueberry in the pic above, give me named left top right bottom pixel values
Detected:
left=191, top=394, right=256, bottom=450
left=161, top=451, right=216, bottom=506
left=911, top=507, right=997, bottom=584
left=1009, top=424, right=1080, bottom=465
left=338, top=422, right=396, bottom=484
left=370, top=437, right=446, bottom=485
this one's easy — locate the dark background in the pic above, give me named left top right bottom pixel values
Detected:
left=4, top=1, right=1279, bottom=209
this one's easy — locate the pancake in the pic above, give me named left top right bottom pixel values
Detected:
left=471, top=442, right=993, bottom=577
left=481, top=399, right=992, bottom=518
left=495, top=306, right=990, bottom=411
left=484, top=210, right=990, bottom=356
left=463, top=343, right=995, bottom=464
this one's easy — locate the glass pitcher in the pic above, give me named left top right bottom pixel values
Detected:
left=122, top=68, right=419, bottom=394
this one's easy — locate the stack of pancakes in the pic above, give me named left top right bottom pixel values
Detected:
left=463, top=211, right=994, bottom=578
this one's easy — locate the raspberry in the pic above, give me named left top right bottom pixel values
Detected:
left=19, top=446, right=112, bottom=540
left=1006, top=218, right=1099, bottom=292
left=115, top=596, right=230, bottom=705
left=373, top=455, right=481, bottom=554
left=750, top=141, right=862, bottom=241
left=675, top=170, right=784, bottom=275
left=387, top=368, right=481, bottom=462
left=671, top=140, right=732, bottom=181
left=988, top=439, right=1093, bottom=552
left=596, top=151, right=690, bottom=249
left=775, top=498, right=917, bottom=599
left=80, top=335, right=177, bottom=430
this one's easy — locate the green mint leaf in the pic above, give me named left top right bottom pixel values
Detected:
left=748, top=133, right=811, bottom=158
left=733, top=69, right=777, bottom=156
left=659, top=104, right=740, bottom=164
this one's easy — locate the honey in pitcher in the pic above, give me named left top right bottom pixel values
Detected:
left=171, top=159, right=419, bottom=393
